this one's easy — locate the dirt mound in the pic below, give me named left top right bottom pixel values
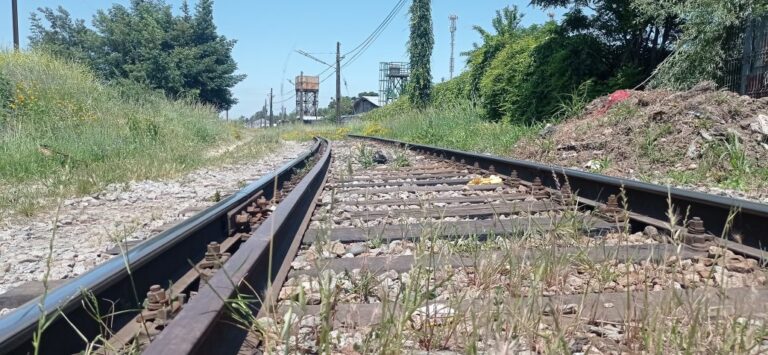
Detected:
left=513, top=82, right=768, bottom=199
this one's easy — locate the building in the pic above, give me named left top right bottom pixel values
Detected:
left=353, top=96, right=381, bottom=115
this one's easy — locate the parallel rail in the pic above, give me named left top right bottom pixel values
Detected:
left=2, top=134, right=767, bottom=354
left=350, top=135, right=768, bottom=255
left=0, top=138, right=327, bottom=355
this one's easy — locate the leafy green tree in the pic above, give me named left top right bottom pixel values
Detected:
left=633, top=0, right=763, bottom=89
left=28, top=0, right=244, bottom=111
left=29, top=7, right=99, bottom=65
left=462, top=6, right=523, bottom=102
left=407, top=0, right=434, bottom=109
left=479, top=25, right=548, bottom=122
left=320, top=96, right=354, bottom=119
left=524, top=26, right=615, bottom=121
left=185, top=0, right=245, bottom=110
left=531, top=0, right=680, bottom=83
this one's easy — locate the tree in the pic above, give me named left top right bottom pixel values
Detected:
left=462, top=6, right=523, bottom=101
left=320, top=96, right=354, bottom=119
left=28, top=0, right=244, bottom=111
left=29, top=7, right=98, bottom=65
left=407, top=0, right=434, bottom=109
left=184, top=0, right=245, bottom=110
left=633, top=0, right=762, bottom=90
left=531, top=0, right=681, bottom=84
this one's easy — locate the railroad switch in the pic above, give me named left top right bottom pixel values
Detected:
left=682, top=217, right=714, bottom=248
left=531, top=177, right=549, bottom=199
left=596, top=194, right=628, bottom=223
left=138, top=285, right=185, bottom=338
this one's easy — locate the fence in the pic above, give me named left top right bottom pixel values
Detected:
left=724, top=17, right=768, bottom=98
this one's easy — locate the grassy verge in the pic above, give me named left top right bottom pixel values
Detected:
left=272, top=100, right=540, bottom=156
left=0, top=51, right=271, bottom=217
left=359, top=100, right=541, bottom=155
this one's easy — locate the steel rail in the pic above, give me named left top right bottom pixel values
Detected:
left=0, top=138, right=326, bottom=355
left=143, top=138, right=332, bottom=355
left=349, top=135, right=768, bottom=251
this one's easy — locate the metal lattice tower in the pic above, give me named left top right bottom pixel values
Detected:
left=379, top=62, right=410, bottom=106
left=294, top=73, right=319, bottom=119
left=449, top=15, right=458, bottom=80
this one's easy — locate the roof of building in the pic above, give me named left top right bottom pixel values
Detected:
left=356, top=96, right=381, bottom=107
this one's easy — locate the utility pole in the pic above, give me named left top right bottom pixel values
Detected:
left=449, top=15, right=458, bottom=80
left=12, top=0, right=19, bottom=50
left=269, top=88, right=274, bottom=127
left=335, top=42, right=341, bottom=123
left=296, top=44, right=344, bottom=122
left=299, top=71, right=304, bottom=122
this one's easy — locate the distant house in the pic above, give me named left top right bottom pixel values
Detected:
left=302, top=115, right=323, bottom=124
left=353, top=96, right=381, bottom=115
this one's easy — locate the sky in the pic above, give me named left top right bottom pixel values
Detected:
left=0, top=1, right=564, bottom=118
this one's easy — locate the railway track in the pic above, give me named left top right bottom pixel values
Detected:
left=2, top=135, right=768, bottom=354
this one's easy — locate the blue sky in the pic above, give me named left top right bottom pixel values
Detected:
left=0, top=1, right=564, bottom=117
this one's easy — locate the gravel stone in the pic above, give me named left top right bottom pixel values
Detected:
left=347, top=244, right=368, bottom=256
left=0, top=141, right=310, bottom=295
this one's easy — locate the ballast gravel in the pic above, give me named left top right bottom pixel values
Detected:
left=0, top=141, right=311, bottom=298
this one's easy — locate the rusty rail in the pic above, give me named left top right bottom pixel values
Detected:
left=0, top=138, right=327, bottom=355
left=350, top=134, right=768, bottom=255
left=142, top=138, right=331, bottom=354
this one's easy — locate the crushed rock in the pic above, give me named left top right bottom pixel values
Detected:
left=0, top=141, right=311, bottom=295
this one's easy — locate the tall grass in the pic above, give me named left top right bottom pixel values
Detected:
left=0, top=51, right=243, bottom=215
left=360, top=100, right=541, bottom=155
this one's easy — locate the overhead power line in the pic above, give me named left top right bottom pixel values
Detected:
left=318, top=0, right=407, bottom=80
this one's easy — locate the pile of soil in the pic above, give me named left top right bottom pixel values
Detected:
left=513, top=82, right=768, bottom=200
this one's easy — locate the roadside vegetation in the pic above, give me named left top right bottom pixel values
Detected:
left=0, top=51, right=267, bottom=217
left=28, top=0, right=244, bottom=110
left=353, top=0, right=767, bottom=197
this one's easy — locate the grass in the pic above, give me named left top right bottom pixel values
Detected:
left=666, top=133, right=767, bottom=190
left=639, top=123, right=675, bottom=164
left=359, top=100, right=541, bottom=155
left=0, top=51, right=274, bottom=217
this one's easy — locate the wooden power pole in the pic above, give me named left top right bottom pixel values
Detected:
left=336, top=42, right=341, bottom=123
left=269, top=88, right=274, bottom=127
left=12, top=0, right=20, bottom=50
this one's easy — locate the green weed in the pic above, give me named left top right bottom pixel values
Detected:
left=355, top=144, right=375, bottom=169
left=392, top=148, right=411, bottom=168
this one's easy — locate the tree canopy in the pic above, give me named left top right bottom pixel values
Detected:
left=407, top=0, right=434, bottom=109
left=29, top=0, right=244, bottom=111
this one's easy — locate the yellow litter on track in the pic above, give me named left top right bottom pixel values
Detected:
left=467, top=175, right=503, bottom=186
